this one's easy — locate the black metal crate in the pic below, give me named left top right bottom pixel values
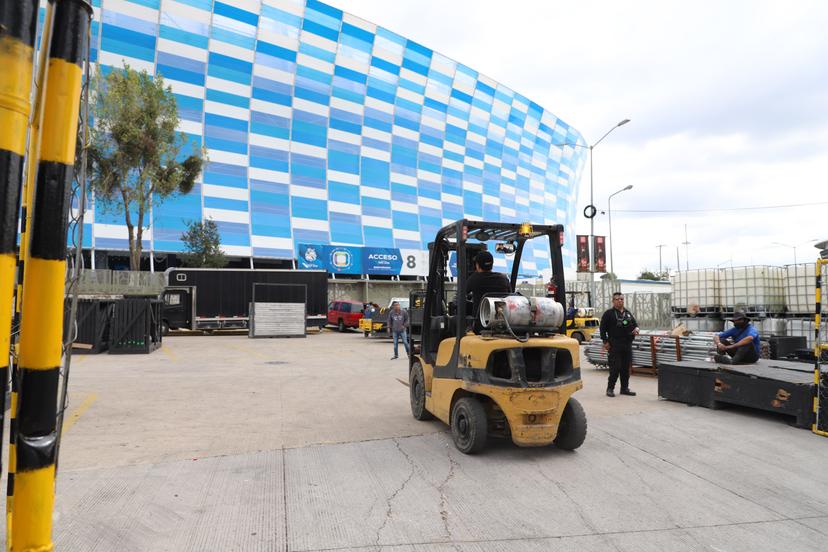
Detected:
left=109, top=297, right=163, bottom=354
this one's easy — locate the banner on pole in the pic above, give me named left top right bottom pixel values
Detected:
left=576, top=235, right=590, bottom=273
left=593, top=236, right=607, bottom=273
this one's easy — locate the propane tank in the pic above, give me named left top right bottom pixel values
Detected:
left=479, top=296, right=564, bottom=330
left=528, top=297, right=565, bottom=328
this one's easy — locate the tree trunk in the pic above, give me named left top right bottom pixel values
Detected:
left=133, top=226, right=143, bottom=271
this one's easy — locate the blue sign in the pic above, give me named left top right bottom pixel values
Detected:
left=363, top=247, right=403, bottom=275
left=297, top=244, right=325, bottom=270
left=448, top=252, right=458, bottom=277
left=327, top=245, right=363, bottom=274
left=298, top=244, right=408, bottom=275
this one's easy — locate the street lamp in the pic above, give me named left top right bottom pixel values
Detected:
left=772, top=242, right=798, bottom=265
left=608, top=184, right=633, bottom=275
left=655, top=244, right=667, bottom=274
left=555, top=119, right=630, bottom=300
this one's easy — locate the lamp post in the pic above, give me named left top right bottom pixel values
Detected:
left=656, top=244, right=667, bottom=274
left=608, top=184, right=633, bottom=276
left=772, top=239, right=820, bottom=265
left=555, top=119, right=630, bottom=301
left=772, top=242, right=798, bottom=265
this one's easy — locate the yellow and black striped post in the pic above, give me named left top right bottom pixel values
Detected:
left=7, top=0, right=56, bottom=542
left=0, top=0, right=39, bottom=513
left=12, top=0, right=91, bottom=548
left=814, top=259, right=827, bottom=437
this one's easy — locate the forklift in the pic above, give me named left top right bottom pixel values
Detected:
left=565, top=290, right=600, bottom=344
left=408, top=220, right=587, bottom=454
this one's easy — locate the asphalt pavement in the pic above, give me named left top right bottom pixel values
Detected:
left=7, top=331, right=826, bottom=551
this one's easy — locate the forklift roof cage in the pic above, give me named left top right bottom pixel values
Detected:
left=421, top=220, right=567, bottom=366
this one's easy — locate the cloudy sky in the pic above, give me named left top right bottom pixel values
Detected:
left=329, top=0, right=828, bottom=278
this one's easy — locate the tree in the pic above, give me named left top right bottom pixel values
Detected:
left=89, top=65, right=205, bottom=270
left=180, top=219, right=227, bottom=268
left=600, top=272, right=618, bottom=281
left=638, top=269, right=669, bottom=281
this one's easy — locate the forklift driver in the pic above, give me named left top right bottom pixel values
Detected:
left=465, top=251, right=511, bottom=329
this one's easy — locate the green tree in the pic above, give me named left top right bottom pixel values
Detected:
left=88, top=65, right=205, bottom=270
left=600, top=272, right=618, bottom=281
left=638, top=270, right=669, bottom=281
left=180, top=219, right=227, bottom=268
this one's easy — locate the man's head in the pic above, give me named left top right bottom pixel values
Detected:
left=730, top=310, right=750, bottom=329
left=474, top=251, right=494, bottom=272
left=612, top=292, right=624, bottom=310
left=392, top=301, right=400, bottom=312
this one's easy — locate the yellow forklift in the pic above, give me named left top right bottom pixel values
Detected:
left=408, top=220, right=587, bottom=454
left=565, top=290, right=600, bottom=344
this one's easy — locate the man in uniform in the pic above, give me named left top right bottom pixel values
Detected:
left=599, top=292, right=640, bottom=397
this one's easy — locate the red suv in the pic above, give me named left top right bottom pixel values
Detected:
left=327, top=300, right=364, bottom=332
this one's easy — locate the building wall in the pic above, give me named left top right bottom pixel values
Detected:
left=82, top=0, right=586, bottom=273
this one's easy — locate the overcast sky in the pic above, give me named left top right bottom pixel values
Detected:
left=329, top=0, right=828, bottom=277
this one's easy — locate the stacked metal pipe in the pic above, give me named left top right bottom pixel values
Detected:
left=584, top=332, right=718, bottom=368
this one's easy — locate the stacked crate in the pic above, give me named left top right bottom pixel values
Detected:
left=670, top=269, right=723, bottom=333
left=784, top=263, right=826, bottom=351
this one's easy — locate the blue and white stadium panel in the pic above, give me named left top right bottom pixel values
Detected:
left=83, top=0, right=586, bottom=273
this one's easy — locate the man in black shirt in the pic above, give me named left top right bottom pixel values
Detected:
left=465, top=251, right=511, bottom=329
left=599, top=292, right=639, bottom=397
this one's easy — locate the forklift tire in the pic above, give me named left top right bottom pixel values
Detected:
left=409, top=362, right=433, bottom=421
left=571, top=332, right=584, bottom=344
left=554, top=397, right=587, bottom=451
left=450, top=397, right=488, bottom=454
left=363, top=330, right=369, bottom=338
left=338, top=319, right=345, bottom=332
left=161, top=321, right=170, bottom=336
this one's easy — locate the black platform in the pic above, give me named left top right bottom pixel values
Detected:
left=658, top=359, right=815, bottom=428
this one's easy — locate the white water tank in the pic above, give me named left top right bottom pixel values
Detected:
left=784, top=263, right=821, bottom=315
left=670, top=269, right=720, bottom=312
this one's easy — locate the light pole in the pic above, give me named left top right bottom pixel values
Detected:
left=772, top=240, right=820, bottom=265
left=555, top=119, right=630, bottom=301
left=656, top=244, right=667, bottom=274
left=608, top=184, right=633, bottom=276
left=772, top=242, right=798, bottom=265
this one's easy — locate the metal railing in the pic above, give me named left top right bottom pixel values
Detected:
left=75, top=269, right=166, bottom=296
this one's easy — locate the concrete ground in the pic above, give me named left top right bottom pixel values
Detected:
left=10, top=331, right=828, bottom=550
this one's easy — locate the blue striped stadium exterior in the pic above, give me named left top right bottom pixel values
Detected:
left=69, top=0, right=586, bottom=275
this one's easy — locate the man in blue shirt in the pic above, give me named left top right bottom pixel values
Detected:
left=713, top=310, right=760, bottom=364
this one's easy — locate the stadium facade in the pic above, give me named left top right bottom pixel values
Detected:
left=80, top=0, right=586, bottom=275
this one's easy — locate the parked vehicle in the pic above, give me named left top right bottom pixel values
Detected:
left=162, top=268, right=328, bottom=333
left=327, top=300, right=364, bottom=331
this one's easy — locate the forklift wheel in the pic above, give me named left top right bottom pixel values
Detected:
left=451, top=397, right=488, bottom=454
left=409, top=362, right=434, bottom=421
left=571, top=332, right=584, bottom=344
left=554, top=397, right=587, bottom=451
left=161, top=321, right=170, bottom=336
left=338, top=319, right=345, bottom=332
left=363, top=330, right=369, bottom=338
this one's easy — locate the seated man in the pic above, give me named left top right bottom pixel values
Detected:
left=465, top=251, right=511, bottom=329
left=713, top=310, right=760, bottom=364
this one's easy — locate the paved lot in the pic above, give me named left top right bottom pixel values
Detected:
left=10, top=331, right=828, bottom=550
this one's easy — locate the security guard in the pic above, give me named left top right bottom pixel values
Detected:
left=599, top=292, right=640, bottom=397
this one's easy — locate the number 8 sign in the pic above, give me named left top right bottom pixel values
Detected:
left=399, top=250, right=429, bottom=276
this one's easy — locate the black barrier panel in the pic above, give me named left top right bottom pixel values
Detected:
left=109, top=298, right=163, bottom=354
left=68, top=299, right=114, bottom=354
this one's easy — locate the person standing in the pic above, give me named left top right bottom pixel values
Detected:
left=599, top=292, right=640, bottom=397
left=388, top=301, right=409, bottom=360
